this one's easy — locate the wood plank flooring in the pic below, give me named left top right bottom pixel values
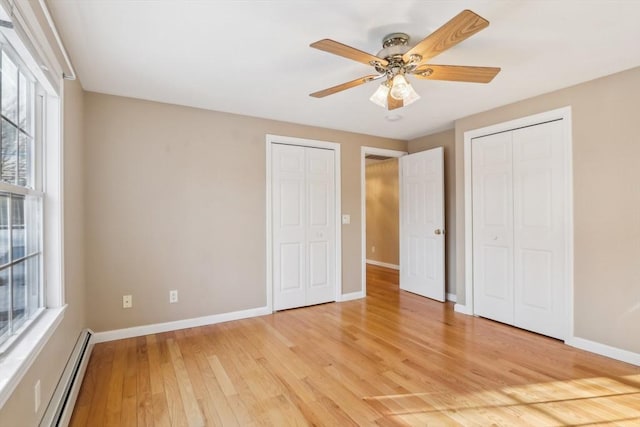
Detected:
left=71, top=265, right=640, bottom=426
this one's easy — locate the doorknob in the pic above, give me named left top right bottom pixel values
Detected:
left=434, top=229, right=444, bottom=235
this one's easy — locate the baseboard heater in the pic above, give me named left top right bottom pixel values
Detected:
left=40, top=328, right=94, bottom=427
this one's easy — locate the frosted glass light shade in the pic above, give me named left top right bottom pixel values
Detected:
left=390, top=74, right=411, bottom=100
left=369, top=83, right=389, bottom=108
left=402, top=84, right=421, bottom=106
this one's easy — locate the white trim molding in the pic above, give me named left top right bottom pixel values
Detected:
left=566, top=337, right=640, bottom=367
left=360, top=146, right=406, bottom=299
left=0, top=306, right=66, bottom=409
left=446, top=293, right=457, bottom=303
left=340, top=291, right=365, bottom=302
left=454, top=303, right=473, bottom=315
left=462, top=106, right=574, bottom=341
left=91, top=306, right=272, bottom=344
left=366, top=259, right=400, bottom=270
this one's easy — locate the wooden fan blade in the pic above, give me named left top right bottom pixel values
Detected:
left=403, top=10, right=489, bottom=64
left=412, top=65, right=500, bottom=83
left=311, top=39, right=388, bottom=67
left=387, top=92, right=403, bottom=110
left=310, top=75, right=380, bottom=98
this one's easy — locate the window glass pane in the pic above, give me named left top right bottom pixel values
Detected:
left=1, top=119, right=18, bottom=185
left=18, top=73, right=34, bottom=136
left=0, top=268, right=8, bottom=338
left=12, top=260, right=26, bottom=330
left=26, top=256, right=39, bottom=316
left=18, top=133, right=31, bottom=187
left=1, top=52, right=18, bottom=124
left=19, top=73, right=26, bottom=129
left=12, top=195, right=25, bottom=259
left=25, top=80, right=34, bottom=135
left=0, top=194, right=8, bottom=266
left=25, top=195, right=40, bottom=255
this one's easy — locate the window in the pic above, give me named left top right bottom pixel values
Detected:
left=0, top=41, right=43, bottom=349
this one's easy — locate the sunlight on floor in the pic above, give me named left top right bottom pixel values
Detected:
left=364, top=374, right=640, bottom=426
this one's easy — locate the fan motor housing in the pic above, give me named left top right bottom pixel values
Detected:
left=375, top=32, right=419, bottom=75
left=377, top=32, right=411, bottom=60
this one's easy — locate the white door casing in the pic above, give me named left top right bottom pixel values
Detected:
left=400, top=147, right=445, bottom=302
left=270, top=141, right=337, bottom=311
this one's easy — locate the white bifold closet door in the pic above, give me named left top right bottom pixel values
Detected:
left=472, top=120, right=567, bottom=339
left=272, top=143, right=336, bottom=311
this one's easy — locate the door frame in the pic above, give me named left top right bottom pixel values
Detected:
left=360, top=146, right=407, bottom=298
left=461, top=106, right=574, bottom=339
left=266, top=134, right=342, bottom=312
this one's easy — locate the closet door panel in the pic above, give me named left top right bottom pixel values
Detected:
left=513, top=120, right=566, bottom=339
left=272, top=144, right=307, bottom=310
left=472, top=132, right=515, bottom=325
left=305, top=147, right=336, bottom=305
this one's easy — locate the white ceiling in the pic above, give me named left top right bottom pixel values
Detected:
left=47, top=0, right=640, bottom=140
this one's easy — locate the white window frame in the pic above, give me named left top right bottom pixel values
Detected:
left=0, top=39, right=45, bottom=351
left=0, top=3, right=65, bottom=409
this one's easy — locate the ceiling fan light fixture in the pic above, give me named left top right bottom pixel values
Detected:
left=389, top=74, right=411, bottom=100
left=309, top=10, right=500, bottom=110
left=369, top=83, right=389, bottom=108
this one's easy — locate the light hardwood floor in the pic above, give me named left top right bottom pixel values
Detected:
left=71, top=265, right=640, bottom=426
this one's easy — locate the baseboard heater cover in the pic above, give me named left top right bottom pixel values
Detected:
left=39, top=328, right=94, bottom=427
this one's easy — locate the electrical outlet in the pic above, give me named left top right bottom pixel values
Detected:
left=35, top=380, right=40, bottom=413
left=169, top=290, right=178, bottom=304
left=123, top=294, right=132, bottom=308
left=372, top=246, right=376, bottom=253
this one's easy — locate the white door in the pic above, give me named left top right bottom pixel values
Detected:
left=400, top=147, right=445, bottom=301
left=512, top=120, right=566, bottom=339
left=272, top=143, right=335, bottom=310
left=471, top=120, right=567, bottom=339
left=472, top=131, right=515, bottom=325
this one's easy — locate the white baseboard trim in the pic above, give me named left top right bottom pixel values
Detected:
left=91, top=306, right=272, bottom=343
left=340, top=291, right=365, bottom=302
left=446, top=293, right=457, bottom=303
left=566, top=336, right=640, bottom=367
left=366, top=259, right=400, bottom=270
left=454, top=303, right=473, bottom=315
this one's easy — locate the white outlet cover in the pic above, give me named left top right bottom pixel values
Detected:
left=342, top=214, right=350, bottom=225
left=123, top=295, right=132, bottom=308
left=169, top=290, right=178, bottom=303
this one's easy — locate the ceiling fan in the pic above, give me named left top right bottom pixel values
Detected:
left=309, top=10, right=500, bottom=110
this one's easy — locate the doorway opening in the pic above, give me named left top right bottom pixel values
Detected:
left=360, top=147, right=406, bottom=297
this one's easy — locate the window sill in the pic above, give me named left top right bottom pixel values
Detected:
left=0, top=305, right=66, bottom=409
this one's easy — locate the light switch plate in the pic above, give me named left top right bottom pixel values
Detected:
left=342, top=214, right=350, bottom=224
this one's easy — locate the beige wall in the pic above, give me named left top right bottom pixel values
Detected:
left=0, top=80, right=86, bottom=424
left=84, top=92, right=405, bottom=332
left=454, top=66, right=640, bottom=354
left=408, top=129, right=456, bottom=297
left=365, top=159, right=399, bottom=266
